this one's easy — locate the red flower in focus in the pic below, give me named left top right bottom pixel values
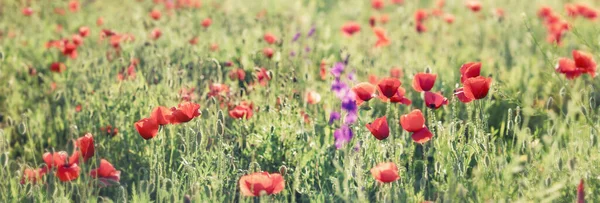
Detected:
left=229, top=101, right=254, bottom=119
left=454, top=87, right=474, bottom=103
left=22, top=7, right=34, bottom=16
left=555, top=58, right=581, bottom=80
left=263, top=47, right=274, bottom=59
left=460, top=62, right=481, bottom=83
left=74, top=133, right=94, bottom=162
left=411, top=127, right=433, bottom=144
left=412, top=73, right=437, bottom=92
left=229, top=68, right=246, bottom=81
left=21, top=168, right=47, bottom=184
left=90, top=159, right=121, bottom=186
left=56, top=163, right=80, bottom=182
left=151, top=106, right=173, bottom=125
left=572, top=50, right=597, bottom=77
left=466, top=1, right=481, bottom=12
left=135, top=118, right=159, bottom=140
left=43, top=151, right=80, bottom=182
left=305, top=91, right=321, bottom=104
left=377, top=77, right=401, bottom=98
left=400, top=109, right=425, bottom=132
left=264, top=33, right=277, bottom=44
left=202, top=18, right=212, bottom=28
left=151, top=28, right=162, bottom=40
left=341, top=22, right=361, bottom=36
left=372, top=0, right=384, bottom=10
left=424, top=91, right=448, bottom=109
left=370, top=162, right=400, bottom=183
left=366, top=116, right=390, bottom=140
left=352, top=82, right=377, bottom=103
left=388, top=87, right=412, bottom=105
left=79, top=26, right=90, bottom=37
left=150, top=9, right=161, bottom=20
left=239, top=172, right=285, bottom=196
left=256, top=68, right=271, bottom=86
left=170, top=102, right=201, bottom=123
left=462, top=76, right=492, bottom=100
left=50, top=62, right=66, bottom=73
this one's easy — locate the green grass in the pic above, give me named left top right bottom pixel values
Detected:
left=1, top=0, right=599, bottom=202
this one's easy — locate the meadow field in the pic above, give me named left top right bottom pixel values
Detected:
left=0, top=0, right=599, bottom=202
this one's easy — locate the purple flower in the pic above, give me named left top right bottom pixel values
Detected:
left=347, top=70, right=356, bottom=81
left=292, top=32, right=301, bottom=42
left=334, top=125, right=353, bottom=149
left=341, top=95, right=357, bottom=113
left=307, top=27, right=316, bottom=37
left=290, top=51, right=296, bottom=57
left=330, top=62, right=345, bottom=78
left=331, top=78, right=349, bottom=99
left=343, top=55, right=350, bottom=65
left=305, top=46, right=311, bottom=52
left=344, top=111, right=357, bottom=124
left=329, top=111, right=341, bottom=125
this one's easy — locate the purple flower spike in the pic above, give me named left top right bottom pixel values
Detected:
left=307, top=27, right=316, bottom=37
left=344, top=111, right=358, bottom=124
left=334, top=125, right=353, bottom=149
left=348, top=70, right=356, bottom=81
left=329, top=111, right=341, bottom=125
left=331, top=78, right=349, bottom=99
left=292, top=32, right=301, bottom=42
left=330, top=62, right=345, bottom=78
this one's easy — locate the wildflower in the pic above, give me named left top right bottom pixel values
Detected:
left=264, top=33, right=277, bottom=44
left=74, top=133, right=94, bottom=162
left=150, top=9, right=161, bottom=20
left=202, top=18, right=212, bottom=28
left=412, top=127, right=433, bottom=144
left=372, top=0, right=384, bottom=10
left=239, top=172, right=285, bottom=197
left=170, top=102, right=201, bottom=123
left=229, top=68, right=246, bottom=81
left=370, top=162, right=400, bottom=183
left=305, top=91, right=321, bottom=104
left=50, top=62, right=66, bottom=73
left=366, top=116, right=390, bottom=140
left=90, top=159, right=121, bottom=186
left=377, top=77, right=401, bottom=98
left=229, top=101, right=253, bottom=119
left=460, top=62, right=482, bottom=83
left=22, top=7, right=34, bottom=16
left=466, top=1, right=481, bottom=12
left=21, top=168, right=47, bottom=184
left=400, top=109, right=425, bottom=132
left=334, top=125, right=353, bottom=149
left=135, top=118, right=159, bottom=140
left=263, top=47, right=274, bottom=59
left=341, top=22, right=361, bottom=36
left=424, top=91, right=448, bottom=109
left=454, top=88, right=474, bottom=103
left=151, top=106, right=173, bottom=125
left=352, top=82, right=377, bottom=103
left=462, top=76, right=492, bottom=100
left=79, top=27, right=90, bottom=37
left=151, top=28, right=162, bottom=40
left=412, top=73, right=437, bottom=92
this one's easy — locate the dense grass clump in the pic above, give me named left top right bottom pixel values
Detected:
left=0, top=0, right=599, bottom=202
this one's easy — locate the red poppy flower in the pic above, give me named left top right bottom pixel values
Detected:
left=576, top=4, right=598, bottom=20
left=390, top=67, right=403, bottom=78
left=256, top=68, right=271, bottom=86
left=189, top=37, right=198, bottom=45
left=369, top=16, right=376, bottom=27
left=466, top=1, right=481, bottom=12
left=369, top=75, right=379, bottom=84
left=416, top=23, right=427, bottom=33
left=21, top=168, right=47, bottom=184
left=320, top=60, right=327, bottom=80
left=79, top=26, right=90, bottom=37
left=578, top=179, right=585, bottom=203
left=229, top=68, right=246, bottom=81
left=538, top=6, right=553, bottom=18
left=68, top=0, right=80, bottom=12
left=62, top=42, right=78, bottom=58
left=411, top=127, right=433, bottom=144
left=56, top=163, right=80, bottom=182
left=378, top=77, right=402, bottom=98
left=373, top=27, right=390, bottom=47
left=555, top=58, right=582, bottom=80
left=494, top=8, right=505, bottom=18
left=412, top=73, right=437, bottom=92
left=151, top=106, right=173, bottom=125
left=90, top=159, right=121, bottom=185
left=150, top=9, right=161, bottom=20
left=462, top=76, right=492, bottom=100
left=50, top=62, right=66, bottom=73
left=370, top=162, right=400, bottom=183
left=341, top=22, right=361, bottom=36
left=352, top=82, right=377, bottom=102
left=392, top=0, right=404, bottom=4
left=151, top=28, right=162, bottom=40
left=135, top=118, right=159, bottom=140
left=366, top=116, right=390, bottom=140
left=263, top=47, right=274, bottom=59
left=229, top=102, right=254, bottom=119
left=572, top=50, right=597, bottom=77
left=202, top=18, right=212, bottom=28
left=431, top=8, right=443, bottom=17
left=424, top=91, right=448, bottom=109
left=389, top=87, right=412, bottom=105
left=414, top=9, right=428, bottom=23
left=305, top=91, right=321, bottom=104
left=207, top=83, right=230, bottom=99
left=22, top=7, right=34, bottom=16
left=74, top=133, right=94, bottom=162
left=400, top=109, right=425, bottom=132
left=170, top=102, right=201, bottom=123
left=97, top=17, right=104, bottom=26
left=444, top=14, right=455, bottom=24
left=239, top=172, right=285, bottom=196
left=371, top=0, right=384, bottom=10
left=379, top=14, right=390, bottom=24
left=454, top=87, right=474, bottom=103
left=43, top=151, right=75, bottom=169
left=72, top=34, right=83, bottom=46
left=460, top=62, right=481, bottom=83
left=264, top=33, right=277, bottom=44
